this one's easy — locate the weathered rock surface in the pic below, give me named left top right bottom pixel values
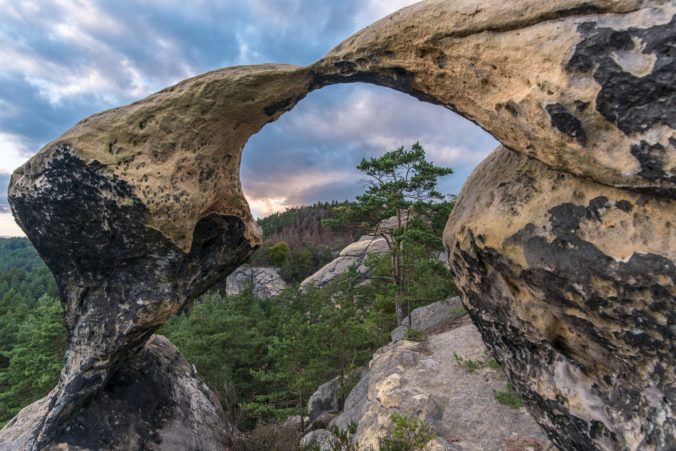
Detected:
left=3, top=0, right=674, bottom=449
left=313, top=0, right=675, bottom=196
left=0, top=335, right=228, bottom=451
left=7, top=65, right=311, bottom=449
left=391, top=297, right=466, bottom=341
left=300, top=429, right=340, bottom=451
left=225, top=264, right=287, bottom=299
left=308, top=376, right=343, bottom=423
left=445, top=146, right=675, bottom=450
left=330, top=319, right=551, bottom=450
left=300, top=235, right=389, bottom=289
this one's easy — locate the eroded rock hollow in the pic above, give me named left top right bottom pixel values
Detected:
left=1, top=0, right=673, bottom=450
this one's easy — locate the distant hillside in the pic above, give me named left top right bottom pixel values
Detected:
left=257, top=201, right=357, bottom=252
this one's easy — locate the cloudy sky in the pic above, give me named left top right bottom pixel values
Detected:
left=0, top=0, right=497, bottom=236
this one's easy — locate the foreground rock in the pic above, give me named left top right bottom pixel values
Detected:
left=300, top=235, right=389, bottom=289
left=225, top=264, right=287, bottom=299
left=7, top=64, right=311, bottom=449
left=0, top=335, right=228, bottom=451
left=329, top=318, right=551, bottom=450
left=445, top=147, right=675, bottom=450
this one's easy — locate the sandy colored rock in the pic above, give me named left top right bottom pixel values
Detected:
left=444, top=146, right=675, bottom=450
left=313, top=0, right=675, bottom=195
left=331, top=320, right=551, bottom=450
left=0, top=335, right=228, bottom=451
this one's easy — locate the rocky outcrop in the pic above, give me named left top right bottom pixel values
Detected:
left=300, top=235, right=389, bottom=289
left=300, top=429, right=339, bottom=451
left=391, top=297, right=466, bottom=341
left=0, top=335, right=228, bottom=450
left=3, top=0, right=673, bottom=449
left=328, top=318, right=551, bottom=450
left=307, top=376, right=343, bottom=424
left=225, top=264, right=287, bottom=299
left=444, top=146, right=675, bottom=450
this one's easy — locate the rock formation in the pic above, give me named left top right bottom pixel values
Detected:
left=2, top=0, right=674, bottom=449
left=390, top=297, right=466, bottom=342
left=317, top=313, right=551, bottom=450
left=300, top=235, right=389, bottom=289
left=445, top=146, right=675, bottom=450
left=0, top=335, right=228, bottom=450
left=225, top=264, right=287, bottom=299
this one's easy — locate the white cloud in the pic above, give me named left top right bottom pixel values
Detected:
left=0, top=213, right=23, bottom=237
left=352, top=0, right=421, bottom=28
left=0, top=133, right=32, bottom=173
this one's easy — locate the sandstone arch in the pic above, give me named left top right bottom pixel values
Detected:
left=2, top=0, right=673, bottom=450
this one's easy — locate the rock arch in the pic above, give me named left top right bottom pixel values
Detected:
left=2, top=1, right=673, bottom=450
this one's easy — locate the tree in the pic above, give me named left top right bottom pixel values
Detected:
left=350, top=143, right=453, bottom=324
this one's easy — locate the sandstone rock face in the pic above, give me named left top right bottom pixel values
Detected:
left=225, top=264, right=287, bottom=299
left=444, top=146, right=675, bottom=450
left=313, top=0, right=675, bottom=196
left=300, top=235, right=389, bottom=289
left=0, top=335, right=228, bottom=451
left=7, top=65, right=312, bottom=449
left=3, top=0, right=674, bottom=449
left=391, top=297, right=465, bottom=341
left=330, top=319, right=551, bottom=450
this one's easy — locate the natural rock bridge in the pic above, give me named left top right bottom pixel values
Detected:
left=1, top=0, right=674, bottom=449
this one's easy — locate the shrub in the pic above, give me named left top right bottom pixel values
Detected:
left=453, top=352, right=481, bottom=373
left=379, top=412, right=433, bottom=451
left=404, top=328, right=424, bottom=342
left=493, top=384, right=524, bottom=409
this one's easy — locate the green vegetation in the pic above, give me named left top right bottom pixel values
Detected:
left=493, top=384, right=524, bottom=409
left=453, top=352, right=482, bottom=373
left=379, top=412, right=434, bottom=451
left=0, top=238, right=63, bottom=426
left=326, top=143, right=453, bottom=324
left=403, top=328, right=424, bottom=342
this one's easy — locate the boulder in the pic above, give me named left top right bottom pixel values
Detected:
left=445, top=146, right=675, bottom=450
left=330, top=320, right=551, bottom=450
left=0, top=335, right=228, bottom=451
left=391, top=297, right=466, bottom=341
left=299, top=429, right=339, bottom=451
left=308, top=376, right=342, bottom=423
left=225, top=264, right=287, bottom=299
left=300, top=235, right=389, bottom=289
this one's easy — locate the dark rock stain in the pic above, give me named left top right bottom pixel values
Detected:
left=567, top=17, right=676, bottom=136
left=545, top=103, right=587, bottom=145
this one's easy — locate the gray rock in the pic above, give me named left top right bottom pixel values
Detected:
left=391, top=297, right=465, bottom=341
left=330, top=322, right=550, bottom=451
left=300, top=235, right=389, bottom=289
left=300, top=429, right=339, bottom=451
left=0, top=335, right=228, bottom=451
left=225, top=264, right=287, bottom=299
left=308, top=376, right=342, bottom=423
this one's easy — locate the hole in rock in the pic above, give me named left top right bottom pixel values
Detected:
left=241, top=83, right=498, bottom=223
